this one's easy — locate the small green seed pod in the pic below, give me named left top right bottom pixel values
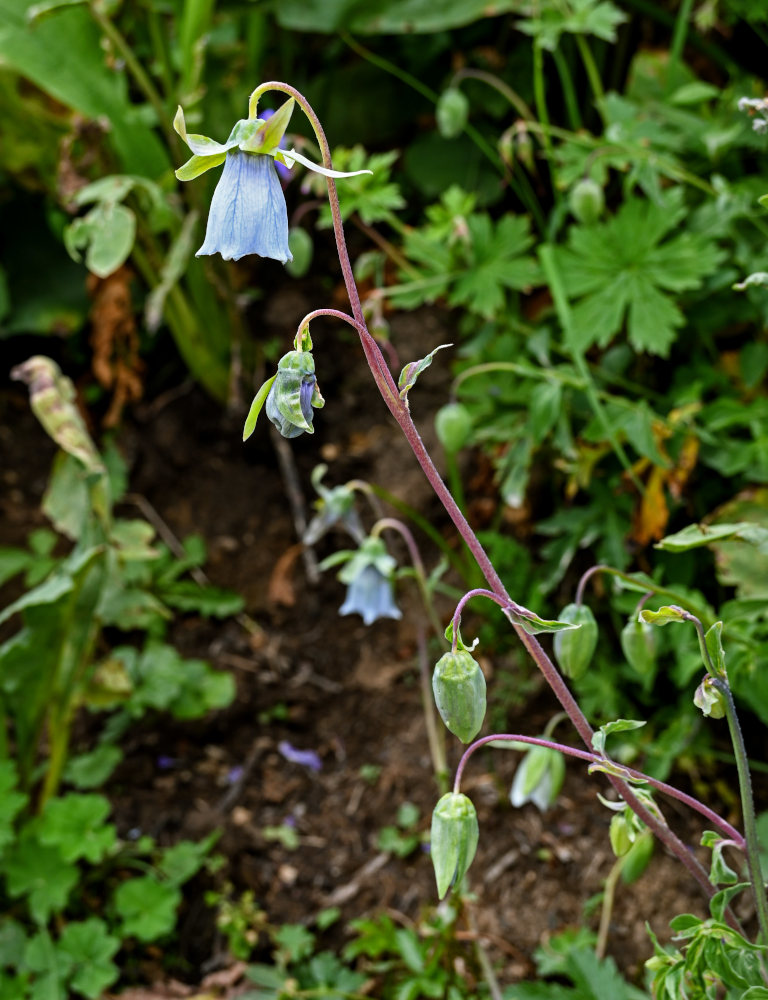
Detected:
left=609, top=813, right=633, bottom=858
left=436, top=88, right=469, bottom=139
left=435, top=403, right=473, bottom=453
left=569, top=178, right=604, bottom=225
left=266, top=350, right=324, bottom=439
left=432, top=650, right=486, bottom=743
left=553, top=604, right=598, bottom=680
left=621, top=619, right=657, bottom=679
left=430, top=792, right=479, bottom=898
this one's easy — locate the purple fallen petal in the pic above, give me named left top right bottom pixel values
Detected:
left=278, top=740, right=322, bottom=772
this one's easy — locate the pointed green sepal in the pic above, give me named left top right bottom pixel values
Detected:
left=430, top=792, right=479, bottom=899
left=639, top=605, right=687, bottom=627
left=243, top=375, right=277, bottom=442
left=175, top=152, right=228, bottom=181
left=398, top=344, right=452, bottom=399
left=277, top=148, right=374, bottom=179
left=241, top=99, right=295, bottom=154
left=504, top=605, right=581, bottom=637
left=173, top=106, right=234, bottom=156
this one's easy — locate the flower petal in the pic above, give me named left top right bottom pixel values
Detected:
left=278, top=148, right=373, bottom=179
left=196, top=150, right=292, bottom=262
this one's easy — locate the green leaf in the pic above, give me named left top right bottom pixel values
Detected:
left=704, top=621, right=727, bottom=677
left=449, top=214, right=538, bottom=318
left=504, top=605, right=580, bottom=635
left=656, top=521, right=768, bottom=553
left=114, top=876, right=182, bottom=942
left=157, top=832, right=219, bottom=887
left=639, top=605, right=687, bottom=626
left=63, top=745, right=123, bottom=789
left=5, top=830, right=79, bottom=923
left=0, top=762, right=28, bottom=855
left=398, top=344, right=452, bottom=398
left=159, top=580, right=244, bottom=618
left=275, top=0, right=524, bottom=33
left=38, top=793, right=116, bottom=863
left=66, top=202, right=136, bottom=279
left=591, top=719, right=646, bottom=756
left=58, top=919, right=119, bottom=999
left=556, top=192, right=723, bottom=356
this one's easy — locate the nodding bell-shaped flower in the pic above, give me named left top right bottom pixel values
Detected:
left=173, top=95, right=372, bottom=263
left=324, top=536, right=401, bottom=626
left=265, top=350, right=324, bottom=439
left=303, top=464, right=365, bottom=546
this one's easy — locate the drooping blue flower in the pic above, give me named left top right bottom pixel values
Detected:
left=173, top=96, right=372, bottom=264
left=331, top=536, right=401, bottom=626
left=197, top=150, right=291, bottom=262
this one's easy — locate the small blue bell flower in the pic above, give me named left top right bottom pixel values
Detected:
left=174, top=96, right=372, bottom=263
left=327, top=536, right=401, bottom=626
left=198, top=150, right=291, bottom=262
left=303, top=464, right=365, bottom=546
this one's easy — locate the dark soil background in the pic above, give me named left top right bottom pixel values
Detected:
left=0, top=298, right=731, bottom=994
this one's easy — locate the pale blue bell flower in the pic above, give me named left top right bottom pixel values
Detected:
left=340, top=564, right=402, bottom=626
left=196, top=150, right=292, bottom=263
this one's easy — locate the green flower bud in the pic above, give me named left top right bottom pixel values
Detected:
left=509, top=745, right=565, bottom=812
left=265, top=350, right=324, bottom=439
left=430, top=792, right=479, bottom=898
left=553, top=604, right=598, bottom=680
left=286, top=227, right=313, bottom=278
left=620, top=830, right=654, bottom=884
left=435, top=403, right=473, bottom=453
left=436, top=88, right=469, bottom=139
left=620, top=619, right=657, bottom=679
left=569, top=178, right=604, bottom=225
left=432, top=650, right=486, bottom=744
left=609, top=813, right=633, bottom=858
left=694, top=677, right=726, bottom=719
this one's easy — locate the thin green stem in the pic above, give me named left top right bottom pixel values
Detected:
left=451, top=68, right=534, bottom=120
left=714, top=677, right=768, bottom=946
left=552, top=46, right=582, bottom=131
left=89, top=4, right=177, bottom=151
left=669, top=0, right=695, bottom=81
left=532, top=41, right=557, bottom=200
left=574, top=564, right=712, bottom=625
left=539, top=245, right=645, bottom=493
left=596, top=854, right=625, bottom=959
left=575, top=35, right=605, bottom=105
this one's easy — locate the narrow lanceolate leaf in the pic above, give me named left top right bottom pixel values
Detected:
left=243, top=376, right=277, bottom=442
left=503, top=605, right=580, bottom=636
left=398, top=344, right=452, bottom=398
left=278, top=147, right=373, bottom=178
left=175, top=152, right=227, bottom=181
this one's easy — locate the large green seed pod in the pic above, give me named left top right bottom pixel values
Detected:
left=430, top=792, right=479, bottom=898
left=432, top=650, right=486, bottom=744
left=620, top=619, right=657, bottom=679
left=265, top=350, right=324, bottom=439
left=553, top=604, right=598, bottom=680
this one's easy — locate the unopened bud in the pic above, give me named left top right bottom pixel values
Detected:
left=430, top=792, right=479, bottom=898
left=621, top=619, right=657, bottom=679
left=569, top=178, right=604, bottom=225
left=432, top=650, right=486, bottom=744
left=435, top=403, right=473, bottom=453
left=553, top=604, right=598, bottom=680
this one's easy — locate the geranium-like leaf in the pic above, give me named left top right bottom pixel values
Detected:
left=398, top=344, right=452, bottom=398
